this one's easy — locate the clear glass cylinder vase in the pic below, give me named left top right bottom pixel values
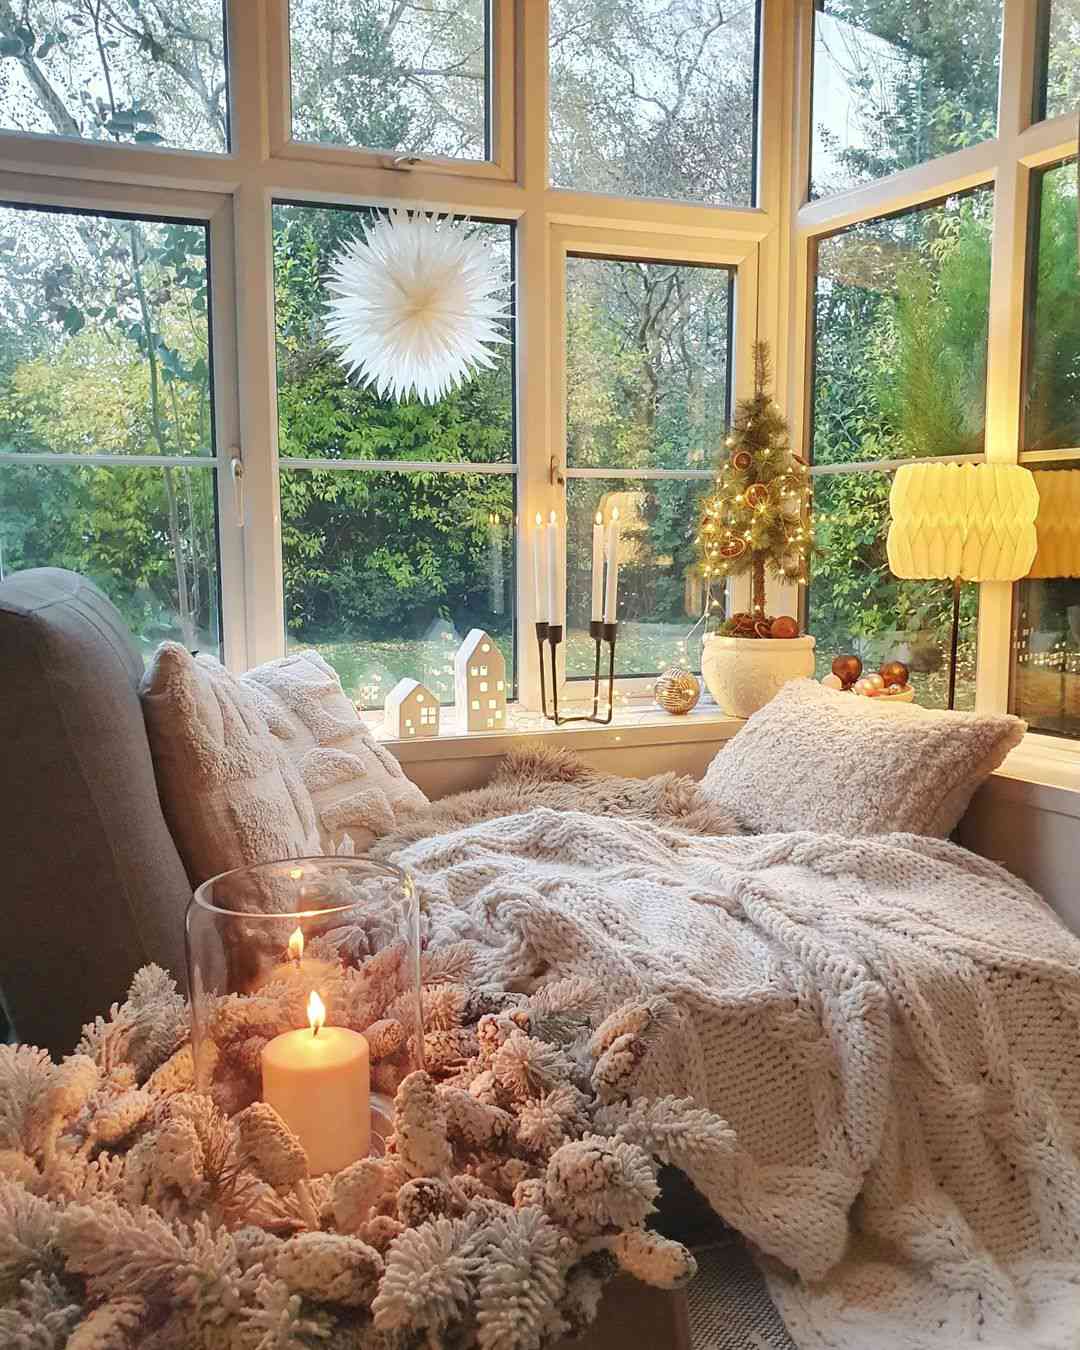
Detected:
left=186, top=857, right=423, bottom=1144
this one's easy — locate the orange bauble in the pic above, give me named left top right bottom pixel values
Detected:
left=831, top=654, right=863, bottom=688
left=879, top=660, right=910, bottom=688
left=770, top=615, right=798, bottom=639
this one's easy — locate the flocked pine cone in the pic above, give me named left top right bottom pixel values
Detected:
left=275, top=1231, right=383, bottom=1307
left=544, top=1134, right=659, bottom=1236
left=236, top=1102, right=308, bottom=1188
left=394, top=1072, right=452, bottom=1179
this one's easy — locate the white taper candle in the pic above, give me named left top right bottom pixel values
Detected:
left=532, top=512, right=548, bottom=623
left=591, top=511, right=604, bottom=623
left=603, top=508, right=620, bottom=624
left=546, top=511, right=562, bottom=629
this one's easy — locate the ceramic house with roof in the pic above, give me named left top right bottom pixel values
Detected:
left=454, top=629, right=507, bottom=732
left=384, top=677, right=440, bottom=739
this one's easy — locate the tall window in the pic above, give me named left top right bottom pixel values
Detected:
left=0, top=203, right=221, bottom=657
left=272, top=204, right=515, bottom=708
left=564, top=256, right=733, bottom=678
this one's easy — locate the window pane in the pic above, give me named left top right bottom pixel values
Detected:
left=281, top=468, right=514, bottom=709
left=807, top=472, right=976, bottom=711
left=811, top=2, right=1001, bottom=197
left=1023, top=161, right=1080, bottom=451
left=274, top=204, right=513, bottom=465
left=0, top=2, right=227, bottom=151
left=1012, top=465, right=1080, bottom=739
left=1040, top=0, right=1080, bottom=120
left=0, top=461, right=220, bottom=656
left=566, top=477, right=707, bottom=679
left=549, top=0, right=760, bottom=205
left=567, top=256, right=732, bottom=472
left=289, top=0, right=487, bottom=159
left=813, top=192, right=992, bottom=466
left=0, top=205, right=213, bottom=457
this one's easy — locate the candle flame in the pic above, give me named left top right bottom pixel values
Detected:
left=288, top=927, right=304, bottom=963
left=549, top=510, right=557, bottom=525
left=612, top=507, right=620, bottom=522
left=308, top=990, right=326, bottom=1036
left=595, top=511, right=602, bottom=526
left=534, top=511, right=542, bottom=526
left=288, top=867, right=303, bottom=881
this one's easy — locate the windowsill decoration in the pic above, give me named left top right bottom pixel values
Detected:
left=455, top=630, right=508, bottom=732
left=0, top=960, right=718, bottom=1348
left=822, top=655, right=916, bottom=702
left=325, top=209, right=509, bottom=404
left=697, top=342, right=816, bottom=718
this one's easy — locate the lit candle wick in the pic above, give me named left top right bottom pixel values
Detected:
left=308, top=990, right=325, bottom=1039
left=288, top=926, right=304, bottom=969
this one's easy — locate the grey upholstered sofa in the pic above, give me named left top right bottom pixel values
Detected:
left=0, top=568, right=191, bottom=1052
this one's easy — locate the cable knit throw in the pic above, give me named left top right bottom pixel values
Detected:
left=394, top=808, right=1080, bottom=1348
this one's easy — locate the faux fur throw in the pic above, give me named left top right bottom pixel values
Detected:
left=372, top=743, right=740, bottom=854
left=390, top=809, right=1080, bottom=1348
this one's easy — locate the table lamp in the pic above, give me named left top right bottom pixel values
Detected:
left=1027, top=469, right=1080, bottom=579
left=886, top=462, right=1038, bottom=709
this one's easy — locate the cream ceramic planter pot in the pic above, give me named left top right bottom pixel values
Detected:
left=702, top=634, right=816, bottom=719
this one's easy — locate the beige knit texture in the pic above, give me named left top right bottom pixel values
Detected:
left=141, top=644, right=320, bottom=885
left=240, top=649, right=427, bottom=851
left=702, top=678, right=1025, bottom=838
left=396, top=807, right=1080, bottom=1346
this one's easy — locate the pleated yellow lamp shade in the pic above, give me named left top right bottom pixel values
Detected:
left=1028, top=469, right=1080, bottom=578
left=886, top=462, right=1039, bottom=582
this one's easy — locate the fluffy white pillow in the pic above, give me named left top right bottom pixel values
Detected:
left=240, top=650, right=428, bottom=853
left=701, top=678, right=1025, bottom=838
left=141, top=643, right=321, bottom=885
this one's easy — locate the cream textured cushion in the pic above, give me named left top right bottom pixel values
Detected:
left=701, top=678, right=1026, bottom=838
left=141, top=643, right=321, bottom=885
left=240, top=650, right=428, bottom=852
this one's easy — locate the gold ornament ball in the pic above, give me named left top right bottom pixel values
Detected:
left=654, top=667, right=701, bottom=715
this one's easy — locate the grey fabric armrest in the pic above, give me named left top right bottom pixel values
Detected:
left=0, top=569, right=190, bottom=1053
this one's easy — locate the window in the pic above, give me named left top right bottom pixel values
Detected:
left=806, top=192, right=993, bottom=710
left=1012, top=466, right=1080, bottom=740
left=1023, top=161, right=1080, bottom=452
left=0, top=3, right=1074, bottom=763
left=272, top=203, right=515, bottom=708
left=810, top=1, right=1003, bottom=197
left=0, top=203, right=221, bottom=658
left=288, top=0, right=488, bottom=159
left=1037, top=0, right=1080, bottom=121
left=549, top=0, right=761, bottom=205
left=0, top=2, right=228, bottom=151
left=564, top=254, right=733, bottom=678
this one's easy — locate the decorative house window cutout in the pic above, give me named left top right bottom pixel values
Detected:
left=455, top=628, right=507, bottom=733
left=383, top=677, right=441, bottom=739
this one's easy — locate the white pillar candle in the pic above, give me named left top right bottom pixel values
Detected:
left=547, top=511, right=562, bottom=629
left=591, top=511, right=604, bottom=623
left=532, top=512, right=548, bottom=623
left=261, top=991, right=370, bottom=1176
left=603, top=508, right=621, bottom=623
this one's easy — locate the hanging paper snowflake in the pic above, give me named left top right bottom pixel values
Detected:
left=325, top=210, right=510, bottom=404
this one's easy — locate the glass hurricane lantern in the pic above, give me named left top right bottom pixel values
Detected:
left=186, top=857, right=423, bottom=1165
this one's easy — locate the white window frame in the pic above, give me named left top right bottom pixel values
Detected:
left=0, top=0, right=787, bottom=722
left=789, top=0, right=1080, bottom=752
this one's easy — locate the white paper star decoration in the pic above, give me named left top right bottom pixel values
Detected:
left=325, top=210, right=510, bottom=404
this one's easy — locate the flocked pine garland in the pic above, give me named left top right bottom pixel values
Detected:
left=0, top=948, right=740, bottom=1350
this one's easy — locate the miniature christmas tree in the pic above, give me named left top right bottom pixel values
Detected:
left=696, top=341, right=812, bottom=634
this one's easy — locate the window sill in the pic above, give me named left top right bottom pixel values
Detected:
left=364, top=699, right=744, bottom=764
left=991, top=733, right=1080, bottom=811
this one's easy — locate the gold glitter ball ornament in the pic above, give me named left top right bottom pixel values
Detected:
left=654, top=667, right=701, bottom=715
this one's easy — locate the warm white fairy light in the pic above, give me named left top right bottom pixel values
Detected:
left=325, top=210, right=510, bottom=404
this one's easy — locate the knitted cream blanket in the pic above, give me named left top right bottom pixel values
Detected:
left=395, top=807, right=1080, bottom=1349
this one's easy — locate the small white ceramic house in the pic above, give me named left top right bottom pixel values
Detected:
left=455, top=629, right=507, bottom=732
left=384, top=678, right=440, bottom=739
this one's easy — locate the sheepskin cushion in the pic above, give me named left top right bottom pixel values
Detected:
left=142, top=643, right=321, bottom=885
left=240, top=650, right=427, bottom=852
left=701, top=678, right=1026, bottom=838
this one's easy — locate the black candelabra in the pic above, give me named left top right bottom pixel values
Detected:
left=537, top=619, right=618, bottom=725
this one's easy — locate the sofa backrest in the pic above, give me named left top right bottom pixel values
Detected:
left=0, top=568, right=191, bottom=1053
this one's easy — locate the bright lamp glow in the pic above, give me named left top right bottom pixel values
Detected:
left=886, top=462, right=1038, bottom=582
left=1029, top=469, right=1080, bottom=578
